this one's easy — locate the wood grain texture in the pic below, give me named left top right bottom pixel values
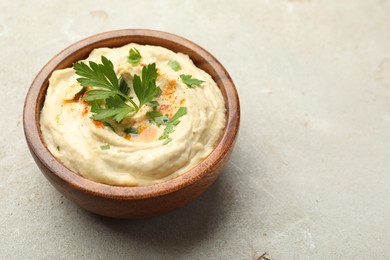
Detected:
left=23, top=29, right=240, bottom=219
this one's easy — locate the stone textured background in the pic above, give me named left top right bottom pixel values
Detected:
left=1, top=0, right=390, bottom=259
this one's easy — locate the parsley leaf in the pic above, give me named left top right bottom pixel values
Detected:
left=133, top=63, right=162, bottom=108
left=128, top=48, right=142, bottom=65
left=124, top=126, right=138, bottom=134
left=82, top=90, right=116, bottom=102
left=118, top=76, right=130, bottom=96
left=145, top=100, right=159, bottom=109
left=90, top=101, right=100, bottom=113
left=91, top=96, right=135, bottom=122
left=168, top=60, right=181, bottom=71
left=180, top=74, right=205, bottom=88
left=74, top=56, right=118, bottom=90
left=73, top=56, right=134, bottom=104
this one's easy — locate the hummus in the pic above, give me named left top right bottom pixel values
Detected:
left=40, top=43, right=226, bottom=186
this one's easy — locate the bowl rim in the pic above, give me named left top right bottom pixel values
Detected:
left=23, top=29, right=240, bottom=200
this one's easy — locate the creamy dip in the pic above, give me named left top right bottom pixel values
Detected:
left=40, top=43, right=226, bottom=186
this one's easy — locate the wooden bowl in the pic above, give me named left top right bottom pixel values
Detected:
left=23, top=29, right=240, bottom=219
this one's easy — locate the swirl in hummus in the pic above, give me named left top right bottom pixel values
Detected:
left=40, top=43, right=226, bottom=186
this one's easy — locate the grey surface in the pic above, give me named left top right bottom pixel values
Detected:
left=1, top=0, right=390, bottom=259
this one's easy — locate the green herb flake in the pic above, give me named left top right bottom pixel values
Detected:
left=171, top=107, right=187, bottom=122
left=56, top=145, right=60, bottom=151
left=159, top=106, right=187, bottom=144
left=100, top=144, right=110, bottom=150
left=159, top=123, right=174, bottom=140
left=124, top=126, right=139, bottom=135
left=128, top=48, right=142, bottom=65
left=180, top=74, right=205, bottom=88
left=146, top=110, right=169, bottom=126
left=163, top=138, right=172, bottom=145
left=168, top=60, right=182, bottom=71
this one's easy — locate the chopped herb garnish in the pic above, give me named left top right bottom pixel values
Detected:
left=146, top=110, right=169, bottom=126
left=180, top=74, right=205, bottom=88
left=159, top=123, right=174, bottom=140
left=100, top=144, right=110, bottom=150
left=159, top=107, right=187, bottom=144
left=124, top=126, right=139, bottom=134
left=168, top=60, right=181, bottom=71
left=73, top=56, right=161, bottom=123
left=163, top=138, right=172, bottom=145
left=128, top=48, right=142, bottom=65
left=171, top=106, right=187, bottom=123
left=56, top=145, right=60, bottom=151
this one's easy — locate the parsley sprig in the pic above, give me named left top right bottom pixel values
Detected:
left=73, top=56, right=161, bottom=123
